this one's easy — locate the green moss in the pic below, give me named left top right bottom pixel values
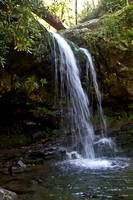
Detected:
left=90, top=116, right=103, bottom=124
left=39, top=128, right=60, bottom=140
left=30, top=106, right=54, bottom=115
left=40, top=78, right=47, bottom=86
left=98, top=5, right=133, bottom=42
left=106, top=109, right=133, bottom=123
left=0, top=134, right=31, bottom=148
left=44, top=127, right=60, bottom=139
left=126, top=30, right=133, bottom=43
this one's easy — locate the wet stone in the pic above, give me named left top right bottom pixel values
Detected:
left=17, top=160, right=26, bottom=168
left=34, top=176, right=45, bottom=183
left=121, top=123, right=133, bottom=131
left=11, top=167, right=32, bottom=174
left=109, top=130, right=119, bottom=137
left=0, top=187, right=18, bottom=200
left=23, top=158, right=44, bottom=164
left=32, top=131, right=43, bottom=139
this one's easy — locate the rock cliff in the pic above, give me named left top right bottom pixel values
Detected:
left=62, top=5, right=133, bottom=118
left=0, top=30, right=60, bottom=147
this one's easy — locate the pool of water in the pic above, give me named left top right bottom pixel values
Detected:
left=19, top=157, right=133, bottom=200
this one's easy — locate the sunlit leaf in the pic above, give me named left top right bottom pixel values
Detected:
left=14, top=46, right=18, bottom=50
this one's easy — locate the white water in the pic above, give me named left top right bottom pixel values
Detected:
left=64, top=151, right=129, bottom=169
left=80, top=48, right=107, bottom=136
left=50, top=31, right=118, bottom=169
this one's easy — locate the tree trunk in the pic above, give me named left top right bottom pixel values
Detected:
left=75, top=0, right=77, bottom=25
left=38, top=10, right=67, bottom=31
left=43, top=13, right=66, bottom=30
left=92, top=0, right=95, bottom=7
left=33, top=6, right=67, bottom=31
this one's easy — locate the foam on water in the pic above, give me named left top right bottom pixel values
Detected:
left=68, top=158, right=112, bottom=169
left=94, top=137, right=116, bottom=149
left=64, top=151, right=130, bottom=170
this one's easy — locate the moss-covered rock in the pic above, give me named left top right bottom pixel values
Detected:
left=108, top=120, right=133, bottom=156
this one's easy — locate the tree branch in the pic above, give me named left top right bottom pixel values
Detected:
left=33, top=7, right=67, bottom=31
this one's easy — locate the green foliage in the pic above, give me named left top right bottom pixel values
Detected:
left=126, top=30, right=133, bottom=42
left=103, top=18, right=119, bottom=34
left=43, top=128, right=60, bottom=139
left=0, top=134, right=31, bottom=148
left=35, top=106, right=54, bottom=114
left=40, top=78, right=47, bottom=86
left=90, top=116, right=102, bottom=124
left=30, top=106, right=54, bottom=115
left=80, top=0, right=126, bottom=22
left=0, top=56, right=7, bottom=68
left=99, top=17, right=121, bottom=41
left=14, top=81, right=21, bottom=89
left=0, top=0, right=44, bottom=67
left=47, top=0, right=75, bottom=26
left=128, top=114, right=133, bottom=120
left=23, top=77, right=39, bottom=93
left=98, top=4, right=133, bottom=42
left=13, top=74, right=48, bottom=92
left=107, top=114, right=133, bottom=123
left=129, top=104, right=133, bottom=109
left=26, top=77, right=39, bottom=88
left=80, top=7, right=99, bottom=22
left=106, top=105, right=133, bottom=122
left=99, top=0, right=126, bottom=15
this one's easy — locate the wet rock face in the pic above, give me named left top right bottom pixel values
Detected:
left=108, top=121, right=133, bottom=156
left=63, top=5, right=133, bottom=116
left=0, top=187, right=18, bottom=200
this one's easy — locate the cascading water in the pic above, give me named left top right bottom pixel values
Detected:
left=79, top=48, right=116, bottom=158
left=80, top=48, right=107, bottom=136
left=50, top=31, right=116, bottom=167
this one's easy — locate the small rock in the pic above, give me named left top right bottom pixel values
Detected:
left=17, top=160, right=26, bottom=168
left=34, top=176, right=45, bottom=183
left=25, top=121, right=37, bottom=125
left=0, top=187, right=18, bottom=200
left=11, top=167, right=32, bottom=174
left=121, top=123, right=133, bottom=131
left=32, top=131, right=43, bottom=139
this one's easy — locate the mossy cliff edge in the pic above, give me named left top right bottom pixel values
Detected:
left=62, top=5, right=133, bottom=120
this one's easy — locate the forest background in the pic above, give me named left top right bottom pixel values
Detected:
left=0, top=0, right=131, bottom=68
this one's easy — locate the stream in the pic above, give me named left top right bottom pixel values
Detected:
left=19, top=157, right=133, bottom=200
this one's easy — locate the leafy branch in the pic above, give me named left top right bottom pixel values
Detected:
left=0, top=0, right=45, bottom=67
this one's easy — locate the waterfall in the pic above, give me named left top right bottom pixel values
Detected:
left=50, top=31, right=115, bottom=160
left=80, top=48, right=107, bottom=136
